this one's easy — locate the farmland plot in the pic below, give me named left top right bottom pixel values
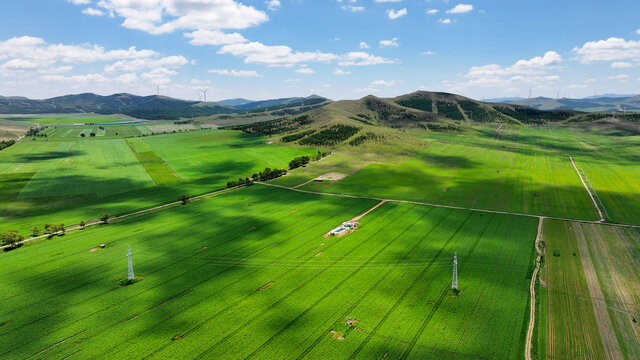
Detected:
left=140, top=130, right=318, bottom=180
left=0, top=185, right=537, bottom=359
left=12, top=139, right=154, bottom=198
left=540, top=220, right=640, bottom=359
left=320, top=140, right=596, bottom=220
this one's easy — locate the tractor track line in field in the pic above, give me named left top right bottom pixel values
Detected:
left=249, top=206, right=439, bottom=360
left=76, top=197, right=370, bottom=359
left=348, top=212, right=473, bottom=360
left=525, top=217, right=544, bottom=360
left=190, top=205, right=418, bottom=360
left=399, top=214, right=495, bottom=360
left=568, top=156, right=605, bottom=222
left=255, top=182, right=640, bottom=229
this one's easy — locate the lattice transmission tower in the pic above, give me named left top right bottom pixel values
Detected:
left=452, top=252, right=458, bottom=291
left=127, top=245, right=135, bottom=280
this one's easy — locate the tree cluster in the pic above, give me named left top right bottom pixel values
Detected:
left=423, top=123, right=462, bottom=132
left=288, top=156, right=310, bottom=170
left=0, top=139, right=15, bottom=151
left=44, top=223, right=66, bottom=235
left=281, top=130, right=315, bottom=143
left=365, top=97, right=436, bottom=127
left=494, top=105, right=577, bottom=123
left=26, top=126, right=47, bottom=137
left=435, top=101, right=465, bottom=120
left=252, top=167, right=287, bottom=181
left=229, top=115, right=313, bottom=136
left=227, top=177, right=254, bottom=188
left=396, top=98, right=433, bottom=112
left=1, top=230, right=23, bottom=249
left=457, top=100, right=496, bottom=123
left=348, top=132, right=381, bottom=146
left=298, top=125, right=360, bottom=146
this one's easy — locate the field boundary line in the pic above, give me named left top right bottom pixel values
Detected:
left=525, top=217, right=544, bottom=360
left=0, top=185, right=245, bottom=250
left=254, top=182, right=640, bottom=228
left=568, top=156, right=605, bottom=222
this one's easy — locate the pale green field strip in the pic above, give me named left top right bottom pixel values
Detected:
left=126, top=138, right=182, bottom=185
left=0, top=185, right=538, bottom=359
left=141, top=130, right=318, bottom=180
left=541, top=220, right=640, bottom=359
left=12, top=139, right=155, bottom=199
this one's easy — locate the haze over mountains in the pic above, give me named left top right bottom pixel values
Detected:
left=489, top=94, right=640, bottom=112
left=0, top=93, right=330, bottom=120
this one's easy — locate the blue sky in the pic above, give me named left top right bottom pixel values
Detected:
left=0, top=0, right=639, bottom=101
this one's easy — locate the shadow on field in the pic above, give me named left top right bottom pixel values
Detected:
left=416, top=152, right=479, bottom=168
left=186, top=159, right=262, bottom=179
left=2, top=150, right=85, bottom=162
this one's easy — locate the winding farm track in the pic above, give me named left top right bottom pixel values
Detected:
left=525, top=217, right=544, bottom=360
left=568, top=156, right=606, bottom=222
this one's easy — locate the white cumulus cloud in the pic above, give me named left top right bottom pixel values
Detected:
left=92, top=0, right=268, bottom=35
left=265, top=0, right=280, bottom=11
left=447, top=4, right=473, bottom=14
left=573, top=37, right=640, bottom=63
left=379, top=37, right=399, bottom=47
left=209, top=69, right=262, bottom=77
left=184, top=30, right=247, bottom=46
left=82, top=7, right=105, bottom=16
left=387, top=8, right=407, bottom=19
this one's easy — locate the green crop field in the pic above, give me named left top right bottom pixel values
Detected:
left=0, top=185, right=538, bottom=359
left=1, top=112, right=639, bottom=360
left=10, top=139, right=155, bottom=199
left=309, top=140, right=597, bottom=220
left=141, top=130, right=318, bottom=180
left=539, top=220, right=640, bottom=359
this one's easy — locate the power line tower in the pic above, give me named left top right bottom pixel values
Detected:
left=452, top=252, right=458, bottom=291
left=127, top=245, right=135, bottom=281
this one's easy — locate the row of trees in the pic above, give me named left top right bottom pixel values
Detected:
left=26, top=126, right=47, bottom=137
left=227, top=177, right=254, bottom=188
left=0, top=139, right=15, bottom=151
left=226, top=168, right=287, bottom=188
left=288, top=151, right=330, bottom=170
left=2, top=214, right=111, bottom=251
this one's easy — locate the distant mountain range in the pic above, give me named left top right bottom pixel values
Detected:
left=488, top=95, right=640, bottom=112
left=0, top=93, right=331, bottom=120
left=218, top=95, right=328, bottom=111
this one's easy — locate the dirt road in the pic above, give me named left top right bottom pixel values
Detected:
left=525, top=217, right=544, bottom=360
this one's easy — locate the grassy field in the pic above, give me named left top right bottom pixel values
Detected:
left=0, top=185, right=538, bottom=359
left=305, top=140, right=596, bottom=220
left=539, top=219, right=640, bottom=359
left=141, top=130, right=318, bottom=180
left=0, top=130, right=320, bottom=233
